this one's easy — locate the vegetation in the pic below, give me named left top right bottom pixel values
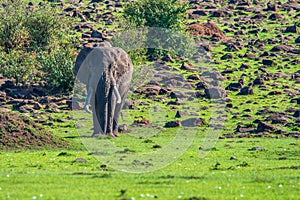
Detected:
left=0, top=0, right=299, bottom=199
left=123, top=0, right=188, bottom=30
left=122, top=0, right=191, bottom=59
left=0, top=0, right=78, bottom=92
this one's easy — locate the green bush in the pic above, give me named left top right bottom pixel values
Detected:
left=0, top=0, right=78, bottom=92
left=123, top=0, right=188, bottom=30
left=0, top=50, right=37, bottom=85
left=122, top=0, right=191, bottom=59
left=38, top=48, right=76, bottom=93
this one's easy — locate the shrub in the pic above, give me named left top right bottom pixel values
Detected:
left=38, top=47, right=76, bottom=93
left=122, top=0, right=191, bottom=59
left=123, top=0, right=188, bottom=30
left=0, top=0, right=78, bottom=92
left=0, top=50, right=37, bottom=85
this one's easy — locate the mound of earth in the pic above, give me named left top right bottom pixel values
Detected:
left=0, top=111, right=68, bottom=150
left=187, top=21, right=228, bottom=41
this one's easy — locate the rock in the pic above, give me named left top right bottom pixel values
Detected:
left=249, top=147, right=265, bottom=151
left=180, top=62, right=195, bottom=71
left=165, top=120, right=181, bottom=128
left=269, top=13, right=284, bottom=20
left=239, top=63, right=251, bottom=70
left=153, top=144, right=162, bottom=149
left=268, top=91, right=282, bottom=95
left=47, top=0, right=63, bottom=2
left=75, top=124, right=84, bottom=128
left=63, top=6, right=77, bottom=12
left=192, top=10, right=207, bottom=16
left=221, top=53, right=233, bottom=60
left=230, top=156, right=236, bottom=160
left=266, top=114, right=289, bottom=124
left=226, top=103, right=233, bottom=108
left=286, top=132, right=300, bottom=138
left=196, top=81, right=208, bottom=90
left=91, top=30, right=103, bottom=38
left=285, top=26, right=298, bottom=33
left=256, top=121, right=276, bottom=133
left=293, top=110, right=300, bottom=117
left=264, top=4, right=279, bottom=12
left=226, top=82, right=243, bottom=91
left=210, top=10, right=225, bottom=18
left=187, top=74, right=201, bottom=80
left=0, top=91, right=6, bottom=99
left=253, top=77, right=264, bottom=85
left=236, top=124, right=256, bottom=133
left=181, top=118, right=205, bottom=127
left=175, top=110, right=184, bottom=118
left=159, top=88, right=168, bottom=95
left=262, top=59, right=275, bottom=66
left=169, top=91, right=186, bottom=99
left=33, top=102, right=43, bottom=110
left=270, top=45, right=292, bottom=52
left=202, top=71, right=224, bottom=81
left=74, top=158, right=87, bottom=163
left=205, top=87, right=226, bottom=99
left=142, top=85, right=162, bottom=97
left=133, top=118, right=150, bottom=126
left=1, top=80, right=15, bottom=89
left=238, top=87, right=254, bottom=95
left=118, top=124, right=128, bottom=133
left=57, top=118, right=69, bottom=123
left=167, top=100, right=181, bottom=106
left=222, top=69, right=235, bottom=74
left=162, top=54, right=174, bottom=62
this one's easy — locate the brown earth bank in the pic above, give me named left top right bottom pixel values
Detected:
left=0, top=110, right=69, bottom=150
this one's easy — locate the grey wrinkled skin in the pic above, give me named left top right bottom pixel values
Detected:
left=74, top=41, right=133, bottom=137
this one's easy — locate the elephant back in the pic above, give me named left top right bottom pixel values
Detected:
left=74, top=46, right=94, bottom=85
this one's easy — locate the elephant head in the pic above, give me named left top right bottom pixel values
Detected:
left=74, top=42, right=133, bottom=137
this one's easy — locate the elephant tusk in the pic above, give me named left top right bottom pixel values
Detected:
left=84, top=86, right=93, bottom=113
left=113, top=85, right=121, bottom=104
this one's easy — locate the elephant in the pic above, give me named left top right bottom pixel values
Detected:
left=74, top=41, right=133, bottom=137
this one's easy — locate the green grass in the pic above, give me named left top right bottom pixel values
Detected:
left=0, top=137, right=299, bottom=199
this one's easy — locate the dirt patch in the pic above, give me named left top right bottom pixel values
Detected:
left=0, top=111, right=69, bottom=150
left=187, top=21, right=229, bottom=41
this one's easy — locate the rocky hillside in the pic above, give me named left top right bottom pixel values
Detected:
left=0, top=0, right=299, bottom=139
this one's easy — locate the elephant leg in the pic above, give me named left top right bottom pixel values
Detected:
left=88, top=85, right=100, bottom=137
left=112, top=70, right=133, bottom=136
left=94, top=73, right=109, bottom=136
left=106, top=85, right=117, bottom=137
left=112, top=87, right=130, bottom=136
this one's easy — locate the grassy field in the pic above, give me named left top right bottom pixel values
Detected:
left=0, top=136, right=299, bottom=199
left=0, top=0, right=300, bottom=199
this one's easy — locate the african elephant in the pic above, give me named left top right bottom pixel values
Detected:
left=74, top=42, right=133, bottom=137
